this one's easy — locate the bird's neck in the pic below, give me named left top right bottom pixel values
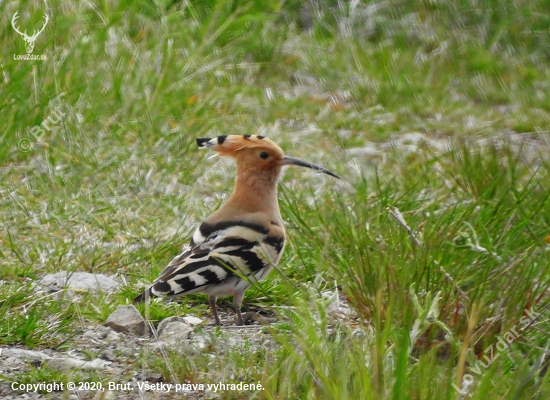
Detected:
left=223, top=166, right=282, bottom=218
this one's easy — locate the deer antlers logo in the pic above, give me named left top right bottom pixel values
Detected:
left=11, top=11, right=49, bottom=54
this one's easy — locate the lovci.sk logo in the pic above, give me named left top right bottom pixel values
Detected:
left=12, top=11, right=49, bottom=61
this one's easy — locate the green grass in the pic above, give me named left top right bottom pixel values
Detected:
left=1, top=0, right=550, bottom=399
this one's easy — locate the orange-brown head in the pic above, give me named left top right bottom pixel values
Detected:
left=196, top=134, right=339, bottom=179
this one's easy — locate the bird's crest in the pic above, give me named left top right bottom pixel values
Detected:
left=197, top=135, right=283, bottom=155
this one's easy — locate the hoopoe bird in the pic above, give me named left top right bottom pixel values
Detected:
left=134, top=135, right=339, bottom=325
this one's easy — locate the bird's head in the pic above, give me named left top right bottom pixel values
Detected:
left=197, top=135, right=339, bottom=179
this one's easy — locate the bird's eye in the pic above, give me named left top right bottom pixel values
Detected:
left=259, top=152, right=269, bottom=159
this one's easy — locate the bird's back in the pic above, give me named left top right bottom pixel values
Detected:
left=134, top=211, right=285, bottom=302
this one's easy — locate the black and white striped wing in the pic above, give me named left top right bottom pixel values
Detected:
left=144, top=221, right=285, bottom=298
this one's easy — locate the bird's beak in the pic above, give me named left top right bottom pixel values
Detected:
left=280, top=156, right=340, bottom=179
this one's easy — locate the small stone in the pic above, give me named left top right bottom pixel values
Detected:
left=105, top=305, right=147, bottom=336
left=5, top=357, right=20, bottom=365
left=241, top=312, right=257, bottom=325
left=82, top=330, right=99, bottom=340
left=146, top=373, right=163, bottom=383
left=94, top=391, right=115, bottom=400
left=158, top=322, right=193, bottom=343
left=189, top=332, right=207, bottom=350
left=101, top=349, right=116, bottom=362
left=102, top=327, right=124, bottom=342
left=97, top=329, right=109, bottom=339
left=182, top=316, right=203, bottom=326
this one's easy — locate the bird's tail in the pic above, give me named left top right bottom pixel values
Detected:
left=133, top=288, right=152, bottom=304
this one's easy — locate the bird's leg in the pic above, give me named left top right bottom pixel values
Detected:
left=233, top=291, right=245, bottom=326
left=208, top=295, right=221, bottom=325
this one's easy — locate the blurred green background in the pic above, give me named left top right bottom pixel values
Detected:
left=1, top=1, right=550, bottom=399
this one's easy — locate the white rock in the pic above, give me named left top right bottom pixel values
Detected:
left=38, top=271, right=120, bottom=292
left=158, top=322, right=194, bottom=343
left=1, top=348, right=51, bottom=364
left=182, top=316, right=204, bottom=326
left=156, top=316, right=180, bottom=335
left=45, top=357, right=110, bottom=370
